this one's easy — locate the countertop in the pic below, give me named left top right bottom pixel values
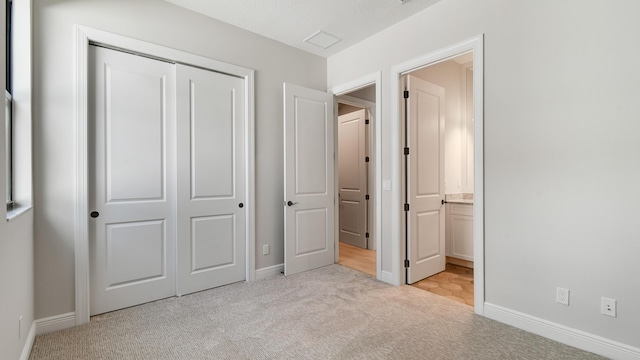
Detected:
left=446, top=199, right=474, bottom=205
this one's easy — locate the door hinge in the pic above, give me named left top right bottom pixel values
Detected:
left=365, top=156, right=370, bottom=163
left=404, top=147, right=409, bottom=155
left=404, top=203, right=410, bottom=212
left=404, top=90, right=409, bottom=99
left=365, top=119, right=370, bottom=125
left=404, top=259, right=410, bottom=268
left=365, top=232, right=370, bottom=238
left=365, top=194, right=370, bottom=200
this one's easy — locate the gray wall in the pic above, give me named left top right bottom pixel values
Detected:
left=0, top=0, right=35, bottom=358
left=33, top=0, right=326, bottom=320
left=0, top=212, right=34, bottom=359
left=328, top=0, right=640, bottom=349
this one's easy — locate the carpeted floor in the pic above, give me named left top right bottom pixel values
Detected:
left=29, top=265, right=605, bottom=359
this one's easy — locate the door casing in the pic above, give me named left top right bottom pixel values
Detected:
left=391, top=35, right=485, bottom=315
left=74, top=25, right=255, bottom=325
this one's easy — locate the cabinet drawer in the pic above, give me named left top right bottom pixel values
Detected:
left=450, top=203, right=473, bottom=216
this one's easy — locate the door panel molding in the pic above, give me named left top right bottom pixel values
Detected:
left=75, top=25, right=255, bottom=325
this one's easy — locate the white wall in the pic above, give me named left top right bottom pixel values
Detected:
left=411, top=60, right=463, bottom=194
left=33, top=0, right=326, bottom=320
left=0, top=0, right=35, bottom=358
left=328, top=0, right=640, bottom=350
left=0, top=213, right=35, bottom=360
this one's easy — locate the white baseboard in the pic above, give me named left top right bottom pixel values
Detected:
left=255, top=264, right=284, bottom=280
left=19, top=321, right=36, bottom=360
left=484, top=303, right=640, bottom=360
left=35, top=312, right=76, bottom=335
left=380, top=270, right=394, bottom=285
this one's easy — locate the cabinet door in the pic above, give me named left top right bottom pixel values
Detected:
left=451, top=214, right=473, bottom=261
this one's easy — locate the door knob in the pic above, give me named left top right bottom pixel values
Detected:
left=90, top=211, right=99, bottom=218
left=239, top=203, right=244, bottom=208
left=286, top=201, right=298, bottom=206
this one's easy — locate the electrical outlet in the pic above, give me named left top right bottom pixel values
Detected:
left=262, top=244, right=270, bottom=255
left=556, top=287, right=570, bottom=305
left=601, top=297, right=617, bottom=317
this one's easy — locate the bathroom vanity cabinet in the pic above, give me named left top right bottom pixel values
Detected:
left=446, top=202, right=474, bottom=261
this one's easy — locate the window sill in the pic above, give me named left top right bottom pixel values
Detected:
left=7, top=204, right=32, bottom=222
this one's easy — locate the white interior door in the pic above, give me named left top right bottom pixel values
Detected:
left=406, top=75, right=446, bottom=284
left=176, top=64, right=246, bottom=295
left=338, top=109, right=367, bottom=249
left=283, top=83, right=335, bottom=276
left=89, top=45, right=177, bottom=315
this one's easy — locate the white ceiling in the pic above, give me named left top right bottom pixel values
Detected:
left=164, top=0, right=442, bottom=58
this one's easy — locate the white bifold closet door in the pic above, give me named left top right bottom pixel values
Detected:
left=90, top=45, right=246, bottom=315
left=89, top=45, right=178, bottom=315
left=176, top=64, right=246, bottom=296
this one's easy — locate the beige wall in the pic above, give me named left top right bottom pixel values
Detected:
left=328, top=0, right=640, bottom=349
left=33, top=0, right=326, bottom=320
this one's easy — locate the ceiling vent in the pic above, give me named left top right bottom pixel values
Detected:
left=304, top=30, right=341, bottom=49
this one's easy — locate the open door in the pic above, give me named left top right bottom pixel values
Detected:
left=338, top=109, right=368, bottom=249
left=406, top=75, right=446, bottom=284
left=283, top=83, right=335, bottom=276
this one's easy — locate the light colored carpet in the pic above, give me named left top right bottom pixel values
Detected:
left=30, top=265, right=605, bottom=359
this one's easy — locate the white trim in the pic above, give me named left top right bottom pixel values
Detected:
left=35, top=312, right=76, bottom=335
left=380, top=270, right=394, bottom=284
left=74, top=25, right=256, bottom=325
left=19, top=321, right=36, bottom=360
left=255, top=264, right=284, bottom=280
left=331, top=72, right=382, bottom=281
left=390, top=35, right=485, bottom=311
left=484, top=303, right=640, bottom=360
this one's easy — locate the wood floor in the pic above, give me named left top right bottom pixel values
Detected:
left=338, top=241, right=473, bottom=306
left=338, top=242, right=376, bottom=276
left=411, top=263, right=474, bottom=306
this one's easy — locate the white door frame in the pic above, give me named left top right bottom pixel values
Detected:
left=331, top=72, right=382, bottom=280
left=391, top=35, right=485, bottom=315
left=74, top=25, right=255, bottom=325
left=337, top=95, right=376, bottom=250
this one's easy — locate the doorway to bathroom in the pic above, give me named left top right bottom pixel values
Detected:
left=402, top=52, right=476, bottom=307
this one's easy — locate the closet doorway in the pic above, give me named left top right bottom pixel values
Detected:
left=89, top=44, right=248, bottom=315
left=76, top=27, right=255, bottom=323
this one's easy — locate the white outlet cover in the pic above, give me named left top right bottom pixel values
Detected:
left=601, top=297, right=617, bottom=317
left=383, top=180, right=392, bottom=191
left=556, top=287, right=570, bottom=305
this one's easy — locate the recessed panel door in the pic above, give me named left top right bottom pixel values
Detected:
left=283, top=83, right=334, bottom=276
left=338, top=109, right=367, bottom=249
left=176, top=64, right=246, bottom=295
left=406, top=75, right=446, bottom=284
left=89, top=45, right=177, bottom=315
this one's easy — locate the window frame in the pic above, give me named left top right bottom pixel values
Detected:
left=5, top=0, right=12, bottom=211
